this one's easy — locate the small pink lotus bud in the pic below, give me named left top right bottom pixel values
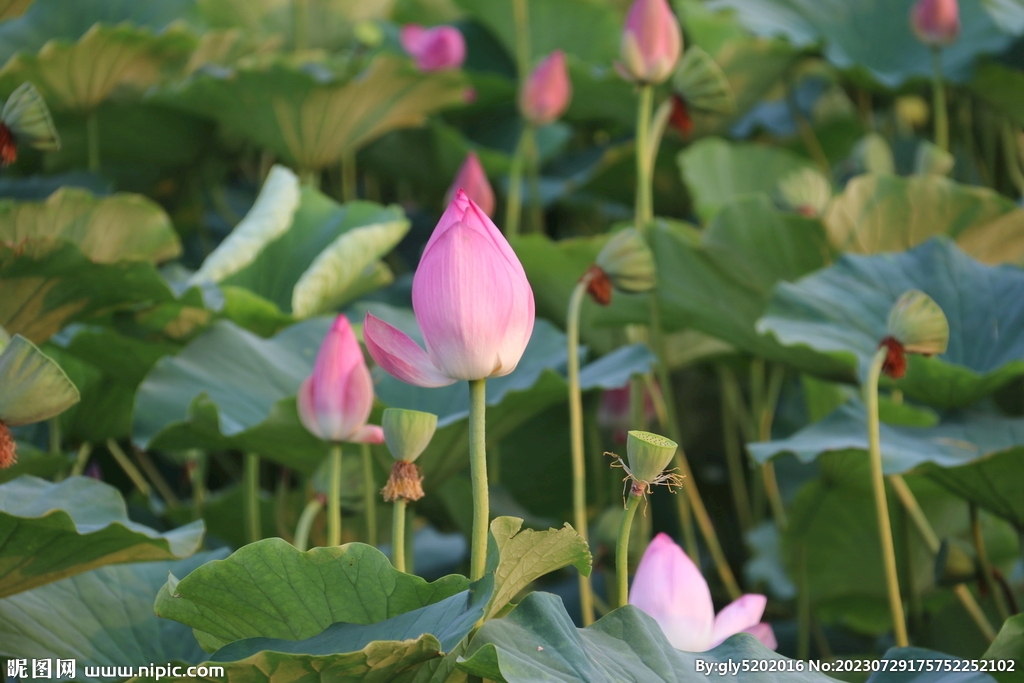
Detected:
left=519, top=50, right=572, bottom=126
left=616, top=0, right=682, bottom=85
left=445, top=151, right=495, bottom=218
left=400, top=24, right=466, bottom=72
left=910, top=0, right=960, bottom=48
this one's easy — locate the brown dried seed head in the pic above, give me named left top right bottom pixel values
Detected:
left=585, top=265, right=613, bottom=306
left=879, top=336, right=907, bottom=379
left=0, top=422, right=16, bottom=469
left=381, top=461, right=424, bottom=502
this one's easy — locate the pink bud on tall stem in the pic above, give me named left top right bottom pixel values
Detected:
left=400, top=24, right=466, bottom=72
left=617, top=0, right=682, bottom=85
left=910, top=0, right=960, bottom=48
left=520, top=50, right=572, bottom=126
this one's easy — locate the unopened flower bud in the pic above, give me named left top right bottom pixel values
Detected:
left=626, top=430, right=677, bottom=484
left=381, top=460, right=425, bottom=502
left=595, top=227, right=656, bottom=295
left=0, top=422, right=14, bottom=469
left=776, top=168, right=832, bottom=218
left=617, top=0, right=682, bottom=85
left=382, top=408, right=438, bottom=463
left=910, top=0, right=960, bottom=48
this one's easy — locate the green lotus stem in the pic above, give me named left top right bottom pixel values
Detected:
left=645, top=98, right=673, bottom=175
left=406, top=504, right=416, bottom=571
left=865, top=347, right=909, bottom=647
left=718, top=366, right=753, bottom=532
left=511, top=0, right=531, bottom=81
left=567, top=276, right=596, bottom=625
left=86, top=111, right=100, bottom=173
left=70, top=442, right=92, bottom=477
left=187, top=450, right=206, bottom=521
left=796, top=543, right=810, bottom=660
left=1000, top=120, right=1024, bottom=196
left=293, top=0, right=308, bottom=52
left=888, top=474, right=996, bottom=641
left=244, top=452, right=261, bottom=544
left=616, top=493, right=643, bottom=608
left=392, top=498, right=407, bottom=572
left=971, top=503, right=1011, bottom=622
left=135, top=447, right=180, bottom=507
left=294, top=497, right=323, bottom=552
left=48, top=417, right=60, bottom=455
left=931, top=48, right=949, bottom=152
left=469, top=378, right=489, bottom=581
left=106, top=439, right=150, bottom=497
left=636, top=85, right=654, bottom=224
left=505, top=126, right=531, bottom=237
left=361, top=443, right=377, bottom=546
left=341, top=152, right=358, bottom=203
left=328, top=444, right=342, bottom=546
left=526, top=128, right=544, bottom=233
left=752, top=359, right=788, bottom=529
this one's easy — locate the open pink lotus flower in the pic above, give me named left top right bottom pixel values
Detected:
left=520, top=50, right=572, bottom=126
left=910, top=0, right=960, bottom=47
left=364, top=190, right=535, bottom=387
left=297, top=315, right=384, bottom=444
left=630, top=533, right=777, bottom=652
left=617, top=0, right=682, bottom=85
left=446, top=151, right=495, bottom=218
left=400, top=24, right=466, bottom=72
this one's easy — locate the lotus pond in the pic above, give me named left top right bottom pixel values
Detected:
left=0, top=0, right=1023, bottom=681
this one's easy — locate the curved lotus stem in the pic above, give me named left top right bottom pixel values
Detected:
left=931, top=49, right=949, bottom=152
left=294, top=496, right=323, bottom=552
left=616, top=491, right=643, bottom=607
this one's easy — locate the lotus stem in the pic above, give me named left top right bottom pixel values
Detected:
left=293, top=0, right=308, bottom=52
left=888, top=474, right=996, bottom=641
left=796, top=543, right=810, bottom=660
left=971, top=503, right=1011, bottom=622
left=341, top=152, right=358, bottom=203
left=294, top=496, right=323, bottom=552
left=511, top=0, right=531, bottom=82
left=865, top=347, right=909, bottom=647
left=362, top=443, right=377, bottom=546
left=753, top=359, right=788, bottom=529
left=187, top=450, right=205, bottom=521
left=718, top=366, right=753, bottom=533
left=392, top=498, right=407, bottom=572
left=469, top=378, right=489, bottom=581
left=327, top=444, right=342, bottom=546
left=526, top=127, right=544, bottom=233
left=135, top=447, right=181, bottom=507
left=636, top=85, right=654, bottom=225
left=275, top=468, right=293, bottom=542
left=568, top=275, right=596, bottom=625
left=106, top=439, right=150, bottom=497
left=931, top=48, right=949, bottom=152
left=1000, top=120, right=1024, bottom=197
left=244, top=452, right=261, bottom=544
left=505, top=126, right=531, bottom=237
left=48, top=417, right=60, bottom=455
left=86, top=111, right=100, bottom=173
left=616, top=491, right=643, bottom=608
left=70, top=442, right=92, bottom=477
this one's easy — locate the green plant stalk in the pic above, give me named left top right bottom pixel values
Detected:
left=362, top=443, right=377, bottom=546
left=406, top=504, right=416, bottom=572
left=106, top=439, right=150, bottom=497
left=341, top=152, right=358, bottom=203
left=275, top=469, right=293, bottom=542
left=48, top=417, right=60, bottom=455
left=751, top=360, right=788, bottom=529
left=293, top=0, right=308, bottom=51
left=505, top=126, right=531, bottom=237
left=718, top=367, right=753, bottom=533
left=294, top=497, right=323, bottom=552
left=931, top=48, right=949, bottom=152
left=86, top=111, right=100, bottom=172
left=469, top=378, right=489, bottom=581
left=188, top=450, right=206, bottom=521
left=1001, top=120, right=1024, bottom=196
left=70, top=442, right=92, bottom=477
left=392, top=498, right=407, bottom=572
left=511, top=0, right=531, bottom=81
left=567, top=276, right=596, bottom=625
left=328, top=444, right=342, bottom=546
left=635, top=86, right=654, bottom=224
left=526, top=128, right=544, bottom=233
left=971, top=503, right=1011, bottom=622
left=796, top=543, right=810, bottom=660
left=136, top=448, right=180, bottom=507
left=889, top=474, right=996, bottom=641
left=616, top=492, right=643, bottom=608
left=865, top=347, right=909, bottom=647
left=244, top=452, right=261, bottom=544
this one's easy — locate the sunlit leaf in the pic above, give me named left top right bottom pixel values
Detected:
left=1, top=81, right=59, bottom=152
left=0, top=334, right=78, bottom=425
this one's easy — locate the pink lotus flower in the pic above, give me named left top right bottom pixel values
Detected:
left=617, top=0, right=682, bottom=85
left=446, top=151, right=495, bottom=218
left=297, top=315, right=384, bottom=444
left=400, top=24, right=466, bottom=72
left=364, top=190, right=535, bottom=387
left=630, top=533, right=777, bottom=652
left=520, top=50, right=572, bottom=126
left=910, top=0, right=960, bottom=47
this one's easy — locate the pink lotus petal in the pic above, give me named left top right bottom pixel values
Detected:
left=446, top=152, right=495, bottom=218
left=711, top=594, right=767, bottom=647
left=350, top=424, right=385, bottom=444
left=743, top=623, right=778, bottom=651
left=363, top=313, right=455, bottom=388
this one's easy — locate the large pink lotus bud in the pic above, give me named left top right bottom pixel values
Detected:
left=910, top=0, right=960, bottom=48
left=630, top=533, right=777, bottom=652
left=400, top=24, right=466, bottom=72
left=520, top=50, right=572, bottom=126
left=617, top=0, right=682, bottom=85
left=297, top=315, right=384, bottom=444
left=364, top=190, right=535, bottom=387
left=446, top=151, right=495, bottom=218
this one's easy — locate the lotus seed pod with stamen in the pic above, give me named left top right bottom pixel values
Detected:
left=595, top=227, right=656, bottom=295
left=626, top=430, right=677, bottom=484
left=383, top=408, right=438, bottom=463
left=887, top=290, right=949, bottom=356
left=382, top=460, right=425, bottom=502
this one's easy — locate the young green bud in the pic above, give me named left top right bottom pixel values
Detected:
left=626, top=430, right=677, bottom=484
left=887, top=290, right=949, bottom=356
left=382, top=408, right=438, bottom=463
left=595, top=228, right=656, bottom=294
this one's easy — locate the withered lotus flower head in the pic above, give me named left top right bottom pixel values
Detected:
left=590, top=227, right=656, bottom=305
left=880, top=290, right=949, bottom=379
left=381, top=460, right=425, bottom=502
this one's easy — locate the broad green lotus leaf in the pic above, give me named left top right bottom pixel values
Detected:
left=0, top=22, right=197, bottom=111
left=0, top=475, right=204, bottom=598
left=0, top=550, right=227, bottom=665
left=290, top=216, right=410, bottom=318
left=757, top=238, right=1024, bottom=408
left=189, top=165, right=301, bottom=285
left=984, top=615, right=1024, bottom=683
left=705, top=0, right=1019, bottom=88
left=924, top=449, right=1024, bottom=531
left=485, top=517, right=591, bottom=619
left=159, top=53, right=467, bottom=171
left=0, top=187, right=181, bottom=263
left=679, top=137, right=818, bottom=222
left=458, top=591, right=834, bottom=683
left=0, top=334, right=77, bottom=425
left=972, top=61, right=1024, bottom=128
left=825, top=174, right=1024, bottom=264
left=154, top=537, right=469, bottom=652
left=1, top=82, right=59, bottom=152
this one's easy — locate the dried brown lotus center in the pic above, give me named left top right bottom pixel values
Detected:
left=381, top=461, right=425, bottom=502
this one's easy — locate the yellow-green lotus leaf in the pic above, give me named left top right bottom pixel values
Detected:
left=0, top=334, right=79, bottom=426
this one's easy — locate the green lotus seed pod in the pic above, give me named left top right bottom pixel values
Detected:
left=595, top=228, right=656, bottom=294
left=887, top=290, right=949, bottom=356
left=383, top=408, right=438, bottom=462
left=626, top=430, right=677, bottom=483
left=776, top=167, right=832, bottom=218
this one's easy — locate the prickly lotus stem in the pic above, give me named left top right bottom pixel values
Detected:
left=382, top=461, right=425, bottom=502
left=0, top=421, right=15, bottom=468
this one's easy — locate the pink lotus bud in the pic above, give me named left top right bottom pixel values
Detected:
left=617, top=0, right=682, bottom=85
left=910, top=0, right=960, bottom=48
left=400, top=24, right=466, bottom=72
left=446, top=151, right=495, bottom=218
left=297, top=315, right=384, bottom=444
left=630, top=533, right=777, bottom=651
left=519, top=50, right=572, bottom=126
left=364, top=190, right=535, bottom=387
